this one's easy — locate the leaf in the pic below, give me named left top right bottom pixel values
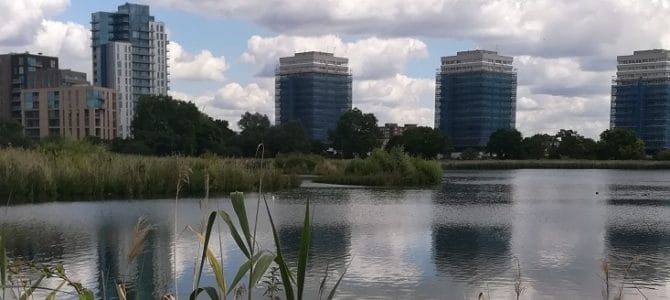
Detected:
left=194, top=211, right=217, bottom=290
left=263, top=197, right=296, bottom=300
left=45, top=281, right=66, bottom=300
left=218, top=210, right=250, bottom=259
left=230, top=192, right=253, bottom=251
left=250, top=252, right=276, bottom=287
left=19, top=275, right=45, bottom=300
left=297, top=200, right=311, bottom=300
left=327, top=262, right=351, bottom=300
left=189, top=287, right=220, bottom=300
left=78, top=288, right=95, bottom=300
left=228, top=252, right=261, bottom=295
left=193, top=229, right=227, bottom=295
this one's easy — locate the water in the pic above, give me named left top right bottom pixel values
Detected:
left=2, top=169, right=670, bottom=299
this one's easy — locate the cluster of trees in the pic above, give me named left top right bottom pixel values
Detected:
left=111, top=96, right=314, bottom=157
left=486, top=128, right=646, bottom=160
left=2, top=94, right=665, bottom=161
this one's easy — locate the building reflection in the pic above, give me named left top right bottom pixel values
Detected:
left=278, top=224, right=351, bottom=271
left=432, top=223, right=512, bottom=280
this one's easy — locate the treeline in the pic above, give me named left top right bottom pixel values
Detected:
left=1, top=95, right=668, bottom=161
left=485, top=128, right=656, bottom=160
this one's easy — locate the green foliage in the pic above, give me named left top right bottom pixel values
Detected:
left=132, top=95, right=235, bottom=156
left=487, top=128, right=523, bottom=159
left=597, top=128, right=646, bottom=160
left=460, top=148, right=480, bottom=160
left=655, top=150, right=670, bottom=161
left=0, top=119, right=32, bottom=148
left=552, top=129, right=596, bottom=159
left=317, top=149, right=442, bottom=186
left=522, top=134, right=555, bottom=159
left=266, top=121, right=312, bottom=156
left=274, top=153, right=325, bottom=174
left=0, top=147, right=299, bottom=202
left=386, top=126, right=450, bottom=159
left=330, top=108, right=382, bottom=158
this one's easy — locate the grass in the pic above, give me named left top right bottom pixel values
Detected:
left=0, top=145, right=299, bottom=202
left=314, top=149, right=443, bottom=187
left=442, top=159, right=670, bottom=170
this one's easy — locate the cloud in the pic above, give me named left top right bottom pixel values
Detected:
left=169, top=79, right=274, bottom=129
left=0, top=0, right=69, bottom=46
left=354, top=74, right=435, bottom=126
left=167, top=41, right=229, bottom=81
left=241, top=35, right=427, bottom=79
left=516, top=86, right=610, bottom=139
left=0, top=19, right=92, bottom=80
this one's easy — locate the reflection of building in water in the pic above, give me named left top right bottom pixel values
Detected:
left=436, top=180, right=513, bottom=205
left=95, top=215, right=175, bottom=299
left=432, top=224, right=511, bottom=280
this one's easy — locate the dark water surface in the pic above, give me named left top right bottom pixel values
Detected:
left=2, top=169, right=670, bottom=299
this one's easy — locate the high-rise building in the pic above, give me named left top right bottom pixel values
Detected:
left=20, top=85, right=116, bottom=140
left=435, top=50, right=517, bottom=150
left=275, top=51, right=352, bottom=142
left=611, top=49, right=670, bottom=151
left=0, top=52, right=59, bottom=121
left=91, top=3, right=169, bottom=138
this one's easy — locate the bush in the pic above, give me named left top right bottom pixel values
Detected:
left=316, top=148, right=442, bottom=186
left=273, top=153, right=324, bottom=174
left=656, top=150, right=670, bottom=161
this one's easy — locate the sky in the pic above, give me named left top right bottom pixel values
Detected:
left=3, top=0, right=670, bottom=138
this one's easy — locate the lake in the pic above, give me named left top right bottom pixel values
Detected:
left=2, top=169, right=670, bottom=299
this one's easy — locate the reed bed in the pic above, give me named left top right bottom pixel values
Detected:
left=0, top=147, right=299, bottom=202
left=442, top=159, right=670, bottom=170
left=314, top=149, right=443, bottom=187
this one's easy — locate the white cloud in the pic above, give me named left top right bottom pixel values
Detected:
left=169, top=79, right=274, bottom=129
left=354, top=74, right=435, bottom=126
left=0, top=0, right=69, bottom=46
left=0, top=19, right=92, bottom=80
left=167, top=41, right=228, bottom=81
left=241, top=35, right=427, bottom=79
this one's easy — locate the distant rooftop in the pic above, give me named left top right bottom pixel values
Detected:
left=278, top=51, right=350, bottom=75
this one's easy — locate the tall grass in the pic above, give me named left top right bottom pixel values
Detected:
left=314, top=149, right=442, bottom=186
left=0, top=147, right=299, bottom=202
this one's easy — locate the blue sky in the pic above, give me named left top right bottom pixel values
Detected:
left=4, top=0, right=670, bottom=137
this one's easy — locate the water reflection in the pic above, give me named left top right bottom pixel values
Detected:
left=2, top=170, right=670, bottom=299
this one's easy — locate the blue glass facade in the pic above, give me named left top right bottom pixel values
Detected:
left=436, top=71, right=517, bottom=150
left=276, top=72, right=352, bottom=142
left=611, top=78, right=670, bottom=151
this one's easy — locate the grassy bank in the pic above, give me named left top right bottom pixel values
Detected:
left=314, top=149, right=442, bottom=187
left=442, top=159, right=670, bottom=170
left=0, top=146, right=299, bottom=202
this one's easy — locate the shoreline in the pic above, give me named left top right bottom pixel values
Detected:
left=442, top=159, right=670, bottom=170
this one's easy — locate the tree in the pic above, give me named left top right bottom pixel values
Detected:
left=131, top=95, right=234, bottom=156
left=522, top=134, right=555, bottom=159
left=235, top=112, right=272, bottom=157
left=486, top=128, right=523, bottom=159
left=552, top=129, right=596, bottom=159
left=596, top=128, right=645, bottom=160
left=0, top=119, right=31, bottom=148
left=388, top=126, right=450, bottom=159
left=329, top=108, right=382, bottom=158
left=266, top=121, right=312, bottom=156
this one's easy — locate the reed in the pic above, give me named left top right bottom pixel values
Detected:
left=0, top=147, right=299, bottom=202
left=314, top=149, right=442, bottom=187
